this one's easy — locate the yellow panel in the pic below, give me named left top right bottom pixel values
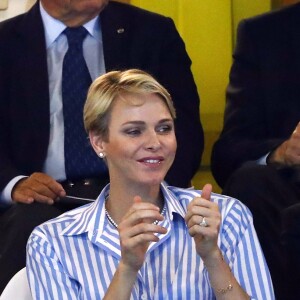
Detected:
left=131, top=0, right=179, bottom=21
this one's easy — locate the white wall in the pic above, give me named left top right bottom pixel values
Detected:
left=0, top=0, right=35, bottom=22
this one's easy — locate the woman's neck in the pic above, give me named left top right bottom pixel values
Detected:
left=105, top=181, right=163, bottom=225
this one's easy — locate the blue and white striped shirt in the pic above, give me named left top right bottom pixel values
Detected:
left=26, top=182, right=274, bottom=299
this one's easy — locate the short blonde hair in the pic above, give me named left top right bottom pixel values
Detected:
left=83, top=69, right=176, bottom=140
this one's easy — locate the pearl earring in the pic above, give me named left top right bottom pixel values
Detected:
left=99, top=152, right=105, bottom=158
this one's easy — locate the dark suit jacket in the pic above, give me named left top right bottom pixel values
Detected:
left=0, top=1, right=203, bottom=192
left=211, top=3, right=300, bottom=188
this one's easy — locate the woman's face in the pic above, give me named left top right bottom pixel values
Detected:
left=91, top=93, right=177, bottom=187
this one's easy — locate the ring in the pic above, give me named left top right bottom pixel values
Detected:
left=199, top=216, right=208, bottom=227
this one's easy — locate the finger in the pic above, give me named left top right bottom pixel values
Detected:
left=133, top=195, right=142, bottom=204
left=32, top=174, right=66, bottom=198
left=11, top=193, right=34, bottom=204
left=185, top=205, right=210, bottom=222
left=123, top=198, right=160, bottom=220
left=13, top=191, right=54, bottom=205
left=186, top=213, right=209, bottom=229
left=29, top=192, right=55, bottom=204
left=201, top=183, right=212, bottom=200
left=121, top=209, right=164, bottom=229
left=294, top=122, right=300, bottom=134
left=185, top=196, right=216, bottom=217
left=46, top=181, right=66, bottom=198
left=13, top=189, right=54, bottom=205
left=123, top=223, right=167, bottom=238
left=121, top=232, right=161, bottom=249
left=188, top=224, right=218, bottom=239
left=132, top=196, right=160, bottom=211
left=185, top=201, right=219, bottom=226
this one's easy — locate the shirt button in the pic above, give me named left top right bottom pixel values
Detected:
left=141, top=293, right=147, bottom=300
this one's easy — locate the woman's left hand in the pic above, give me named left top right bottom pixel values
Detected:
left=185, top=184, right=221, bottom=259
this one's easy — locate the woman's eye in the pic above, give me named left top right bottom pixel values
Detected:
left=125, top=128, right=141, bottom=136
left=157, top=124, right=173, bottom=133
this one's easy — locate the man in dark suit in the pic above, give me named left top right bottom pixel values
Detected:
left=211, top=3, right=300, bottom=299
left=0, top=0, right=203, bottom=292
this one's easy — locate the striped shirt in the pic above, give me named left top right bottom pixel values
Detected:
left=26, top=182, right=274, bottom=299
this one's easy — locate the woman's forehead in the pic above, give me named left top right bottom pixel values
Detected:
left=109, top=94, right=172, bottom=122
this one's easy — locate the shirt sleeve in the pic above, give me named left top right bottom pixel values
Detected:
left=26, top=227, right=80, bottom=300
left=220, top=199, right=275, bottom=300
left=1, top=175, right=27, bottom=204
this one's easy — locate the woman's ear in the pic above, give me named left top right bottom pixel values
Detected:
left=89, top=131, right=105, bottom=156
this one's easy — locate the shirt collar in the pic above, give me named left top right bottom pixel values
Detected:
left=60, top=184, right=109, bottom=237
left=160, top=183, right=187, bottom=220
left=39, top=1, right=101, bottom=49
left=61, top=182, right=187, bottom=238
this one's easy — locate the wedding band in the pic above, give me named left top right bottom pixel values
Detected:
left=199, top=216, right=208, bottom=227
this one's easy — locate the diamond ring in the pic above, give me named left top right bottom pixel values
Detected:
left=199, top=216, right=208, bottom=227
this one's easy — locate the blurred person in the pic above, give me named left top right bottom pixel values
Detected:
left=211, top=3, right=300, bottom=299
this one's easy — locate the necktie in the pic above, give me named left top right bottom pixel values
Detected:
left=62, top=26, right=107, bottom=180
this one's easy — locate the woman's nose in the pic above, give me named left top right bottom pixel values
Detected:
left=145, top=132, right=161, bottom=151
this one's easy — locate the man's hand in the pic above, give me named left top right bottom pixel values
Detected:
left=268, top=122, right=300, bottom=166
left=12, top=172, right=66, bottom=205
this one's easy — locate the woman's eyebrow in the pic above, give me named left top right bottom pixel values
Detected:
left=121, top=120, right=145, bottom=126
left=121, top=118, right=173, bottom=126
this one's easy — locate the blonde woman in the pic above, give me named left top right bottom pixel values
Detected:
left=27, top=69, right=274, bottom=299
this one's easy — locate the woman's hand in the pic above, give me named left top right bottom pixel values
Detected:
left=118, top=196, right=167, bottom=272
left=185, top=184, right=221, bottom=260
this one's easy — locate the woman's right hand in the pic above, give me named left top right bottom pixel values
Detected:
left=118, top=196, right=167, bottom=272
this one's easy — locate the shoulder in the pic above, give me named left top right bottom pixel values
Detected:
left=29, top=204, right=91, bottom=240
left=0, top=1, right=39, bottom=34
left=0, top=14, right=25, bottom=39
left=238, top=3, right=300, bottom=42
left=102, top=1, right=176, bottom=33
left=104, top=1, right=172, bottom=21
left=244, top=2, right=300, bottom=26
left=0, top=3, right=42, bottom=54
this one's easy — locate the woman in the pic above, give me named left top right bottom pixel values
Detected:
left=26, top=69, right=274, bottom=299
